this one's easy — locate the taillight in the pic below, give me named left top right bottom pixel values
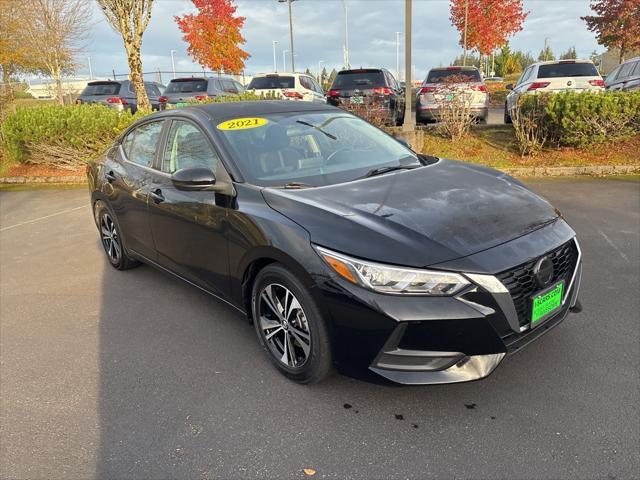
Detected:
left=372, top=87, right=392, bottom=95
left=589, top=79, right=605, bottom=87
left=282, top=90, right=304, bottom=99
left=106, top=97, right=128, bottom=105
left=470, top=85, right=487, bottom=92
left=418, top=86, right=436, bottom=94
left=158, top=95, right=168, bottom=103
left=194, top=94, right=209, bottom=101
left=327, top=89, right=340, bottom=97
left=527, top=82, right=551, bottom=91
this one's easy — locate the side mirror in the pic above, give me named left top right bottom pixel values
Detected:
left=171, top=167, right=217, bottom=191
left=170, top=166, right=234, bottom=197
left=505, top=83, right=514, bottom=90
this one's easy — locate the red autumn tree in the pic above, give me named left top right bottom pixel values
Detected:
left=450, top=0, right=528, bottom=55
left=175, top=0, right=250, bottom=74
left=582, top=0, right=640, bottom=63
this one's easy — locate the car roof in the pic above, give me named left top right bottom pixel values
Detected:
left=430, top=66, right=479, bottom=71
left=338, top=68, right=385, bottom=73
left=150, top=100, right=339, bottom=122
left=531, top=59, right=595, bottom=67
left=252, top=72, right=301, bottom=77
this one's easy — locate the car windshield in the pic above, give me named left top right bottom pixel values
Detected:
left=248, top=76, right=295, bottom=89
left=216, top=111, right=419, bottom=187
left=332, top=71, right=386, bottom=89
left=82, top=83, right=121, bottom=95
left=165, top=79, right=208, bottom=93
left=427, top=69, right=481, bottom=83
left=537, top=63, right=599, bottom=78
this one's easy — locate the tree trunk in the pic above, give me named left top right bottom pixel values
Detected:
left=55, top=74, right=64, bottom=106
left=125, top=40, right=151, bottom=112
left=1, top=64, right=14, bottom=100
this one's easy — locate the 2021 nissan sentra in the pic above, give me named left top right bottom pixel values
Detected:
left=87, top=101, right=583, bottom=385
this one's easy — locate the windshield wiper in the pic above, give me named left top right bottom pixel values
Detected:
left=282, top=182, right=316, bottom=189
left=296, top=120, right=337, bottom=140
left=362, top=164, right=420, bottom=179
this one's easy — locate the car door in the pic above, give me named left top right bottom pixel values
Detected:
left=106, top=119, right=165, bottom=260
left=146, top=118, right=232, bottom=298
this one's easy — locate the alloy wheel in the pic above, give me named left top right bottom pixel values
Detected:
left=100, top=212, right=121, bottom=263
left=258, top=283, right=311, bottom=368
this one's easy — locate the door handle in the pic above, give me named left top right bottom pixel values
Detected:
left=105, top=171, right=116, bottom=183
left=150, top=188, right=165, bottom=204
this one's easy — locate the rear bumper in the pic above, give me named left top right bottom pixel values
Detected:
left=417, top=106, right=488, bottom=121
left=317, top=227, right=582, bottom=385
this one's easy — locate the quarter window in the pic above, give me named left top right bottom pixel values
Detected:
left=162, top=120, right=218, bottom=174
left=123, top=121, right=164, bottom=167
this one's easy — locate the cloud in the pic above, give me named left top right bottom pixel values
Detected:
left=62, top=0, right=599, bottom=83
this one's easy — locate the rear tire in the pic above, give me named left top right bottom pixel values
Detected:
left=252, top=264, right=332, bottom=384
left=504, top=103, right=512, bottom=124
left=94, top=201, right=140, bottom=271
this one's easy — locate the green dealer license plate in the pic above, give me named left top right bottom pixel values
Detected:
left=531, top=281, right=564, bottom=326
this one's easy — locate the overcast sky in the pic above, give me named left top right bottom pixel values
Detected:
left=78, top=0, right=599, bottom=82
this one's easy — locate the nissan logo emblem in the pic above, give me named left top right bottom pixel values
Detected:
left=533, top=256, right=554, bottom=287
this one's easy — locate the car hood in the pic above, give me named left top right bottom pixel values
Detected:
left=262, top=159, right=560, bottom=268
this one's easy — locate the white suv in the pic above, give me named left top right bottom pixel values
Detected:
left=505, top=60, right=604, bottom=123
left=247, top=73, right=326, bottom=103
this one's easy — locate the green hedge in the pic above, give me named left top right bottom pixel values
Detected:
left=519, top=91, right=640, bottom=147
left=1, top=104, right=144, bottom=164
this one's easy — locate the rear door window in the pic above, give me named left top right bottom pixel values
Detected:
left=144, top=84, right=161, bottom=97
left=248, top=76, right=295, bottom=89
left=122, top=121, right=164, bottom=167
left=332, top=70, right=385, bottom=89
left=426, top=69, right=481, bottom=83
left=617, top=61, right=636, bottom=80
left=537, top=63, right=599, bottom=78
left=221, top=79, right=239, bottom=93
left=81, top=82, right=121, bottom=96
left=162, top=120, right=218, bottom=174
left=165, top=79, right=209, bottom=93
left=299, top=76, right=315, bottom=91
left=632, top=61, right=640, bottom=76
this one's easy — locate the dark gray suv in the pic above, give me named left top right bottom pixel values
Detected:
left=605, top=57, right=640, bottom=91
left=162, top=77, right=245, bottom=106
left=76, top=80, right=165, bottom=113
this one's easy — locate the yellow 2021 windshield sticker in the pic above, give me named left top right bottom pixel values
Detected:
left=217, top=117, right=268, bottom=131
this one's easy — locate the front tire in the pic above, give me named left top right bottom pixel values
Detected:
left=94, top=201, right=139, bottom=270
left=251, top=264, right=332, bottom=384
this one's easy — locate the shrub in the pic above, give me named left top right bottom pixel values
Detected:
left=517, top=91, right=640, bottom=149
left=433, top=77, right=476, bottom=142
left=512, top=94, right=547, bottom=156
left=174, top=90, right=280, bottom=107
left=1, top=104, right=144, bottom=169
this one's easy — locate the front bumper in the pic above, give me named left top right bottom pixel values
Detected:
left=317, top=224, right=582, bottom=385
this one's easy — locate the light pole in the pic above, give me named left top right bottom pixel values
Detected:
left=170, top=50, right=176, bottom=79
left=278, top=0, right=298, bottom=73
left=87, top=57, right=93, bottom=80
left=343, top=0, right=350, bottom=69
left=395, top=32, right=401, bottom=81
left=272, top=40, right=279, bottom=72
left=462, top=0, right=469, bottom=66
left=317, top=60, right=324, bottom=84
left=403, top=0, right=414, bottom=131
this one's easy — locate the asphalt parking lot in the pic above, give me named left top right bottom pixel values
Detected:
left=1, top=178, right=639, bottom=479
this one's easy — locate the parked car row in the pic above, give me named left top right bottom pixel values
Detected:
left=78, top=57, right=634, bottom=124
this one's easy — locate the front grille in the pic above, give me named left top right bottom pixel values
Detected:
left=495, top=239, right=579, bottom=327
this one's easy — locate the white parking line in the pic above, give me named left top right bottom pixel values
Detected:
left=0, top=205, right=87, bottom=232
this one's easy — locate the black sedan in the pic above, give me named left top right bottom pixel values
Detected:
left=87, top=101, right=583, bottom=385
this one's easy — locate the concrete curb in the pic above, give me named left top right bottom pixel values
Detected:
left=1, top=165, right=638, bottom=185
left=500, top=164, right=640, bottom=177
left=0, top=175, right=87, bottom=184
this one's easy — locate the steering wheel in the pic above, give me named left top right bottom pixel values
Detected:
left=325, top=148, right=350, bottom=166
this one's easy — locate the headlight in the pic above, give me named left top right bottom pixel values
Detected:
left=315, top=246, right=470, bottom=296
